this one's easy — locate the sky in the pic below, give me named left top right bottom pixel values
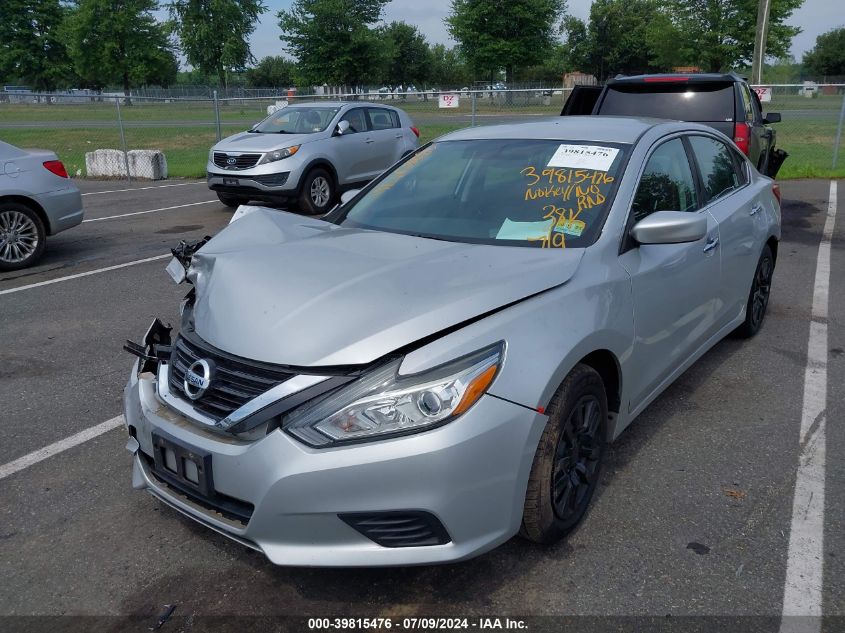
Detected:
left=248, top=0, right=843, bottom=64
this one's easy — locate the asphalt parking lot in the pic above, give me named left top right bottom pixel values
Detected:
left=0, top=178, right=842, bottom=631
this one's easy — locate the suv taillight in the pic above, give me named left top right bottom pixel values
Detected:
left=411, top=126, right=420, bottom=138
left=733, top=122, right=750, bottom=156
left=43, top=160, right=69, bottom=178
left=772, top=183, right=781, bottom=204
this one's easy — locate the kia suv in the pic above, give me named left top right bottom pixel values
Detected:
left=207, top=102, right=420, bottom=214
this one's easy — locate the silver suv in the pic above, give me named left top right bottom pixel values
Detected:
left=207, top=102, right=419, bottom=214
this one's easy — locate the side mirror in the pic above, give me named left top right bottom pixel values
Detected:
left=763, top=112, right=781, bottom=124
left=630, top=211, right=707, bottom=245
left=334, top=120, right=350, bottom=136
left=340, top=189, right=360, bottom=205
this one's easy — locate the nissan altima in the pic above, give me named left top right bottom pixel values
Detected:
left=123, top=116, right=780, bottom=566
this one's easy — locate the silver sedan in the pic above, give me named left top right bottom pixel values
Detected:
left=0, top=141, right=83, bottom=270
left=124, top=116, right=780, bottom=566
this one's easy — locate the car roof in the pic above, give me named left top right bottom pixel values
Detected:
left=437, top=116, right=678, bottom=145
left=289, top=101, right=399, bottom=110
left=609, top=72, right=744, bottom=85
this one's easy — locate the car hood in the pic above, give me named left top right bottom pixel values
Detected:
left=188, top=208, right=584, bottom=367
left=214, top=131, right=321, bottom=153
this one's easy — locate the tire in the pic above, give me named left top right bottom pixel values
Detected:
left=521, top=364, right=607, bottom=544
left=217, top=193, right=249, bottom=208
left=0, top=202, right=47, bottom=271
left=297, top=168, right=335, bottom=215
left=734, top=244, right=775, bottom=338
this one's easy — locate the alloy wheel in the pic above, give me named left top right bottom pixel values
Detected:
left=0, top=210, right=40, bottom=264
left=750, top=255, right=773, bottom=329
left=552, top=395, right=602, bottom=521
left=310, top=176, right=331, bottom=208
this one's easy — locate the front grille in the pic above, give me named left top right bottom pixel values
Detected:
left=252, top=172, right=289, bottom=187
left=169, top=331, right=294, bottom=422
left=339, top=512, right=451, bottom=548
left=213, top=152, right=261, bottom=170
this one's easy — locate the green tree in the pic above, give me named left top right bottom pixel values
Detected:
left=246, top=56, right=297, bottom=88
left=168, top=0, right=266, bottom=89
left=583, top=0, right=671, bottom=79
left=381, top=21, right=431, bottom=89
left=663, top=0, right=803, bottom=72
left=803, top=28, right=845, bottom=78
left=278, top=0, right=389, bottom=88
left=0, top=0, right=74, bottom=90
left=560, top=16, right=589, bottom=73
left=429, top=44, right=470, bottom=88
left=446, top=0, right=566, bottom=87
left=63, top=0, right=177, bottom=96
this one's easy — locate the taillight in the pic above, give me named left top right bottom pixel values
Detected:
left=43, top=160, right=68, bottom=178
left=772, top=183, right=781, bottom=204
left=410, top=126, right=420, bottom=138
left=733, top=122, right=750, bottom=156
left=643, top=76, right=689, bottom=83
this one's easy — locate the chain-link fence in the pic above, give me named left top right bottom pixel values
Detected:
left=1, top=86, right=842, bottom=181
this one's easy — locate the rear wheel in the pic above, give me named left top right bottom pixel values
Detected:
left=297, top=168, right=335, bottom=215
left=217, top=192, right=249, bottom=208
left=0, top=202, right=46, bottom=271
left=521, top=364, right=607, bottom=544
left=734, top=244, right=774, bottom=338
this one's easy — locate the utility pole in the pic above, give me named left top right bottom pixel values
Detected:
left=751, top=0, right=772, bottom=84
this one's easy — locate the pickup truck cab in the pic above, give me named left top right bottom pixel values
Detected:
left=561, top=73, right=785, bottom=178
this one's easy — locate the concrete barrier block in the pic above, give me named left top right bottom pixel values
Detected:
left=84, top=149, right=168, bottom=180
left=85, top=149, right=127, bottom=178
left=128, top=150, right=168, bottom=180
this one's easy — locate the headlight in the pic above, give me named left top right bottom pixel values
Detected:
left=283, top=342, right=504, bottom=447
left=258, top=145, right=300, bottom=164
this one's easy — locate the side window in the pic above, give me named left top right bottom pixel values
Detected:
left=688, top=135, right=743, bottom=203
left=389, top=110, right=401, bottom=128
left=367, top=108, right=396, bottom=131
left=739, top=84, right=754, bottom=122
left=631, top=138, right=698, bottom=222
left=341, top=108, right=368, bottom=133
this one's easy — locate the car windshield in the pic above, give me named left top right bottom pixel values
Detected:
left=251, top=106, right=340, bottom=134
left=332, top=139, right=628, bottom=248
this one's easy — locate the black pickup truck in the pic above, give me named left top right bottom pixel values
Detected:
left=561, top=73, right=787, bottom=178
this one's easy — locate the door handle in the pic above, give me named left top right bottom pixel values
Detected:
left=395, top=134, right=402, bottom=139
left=703, top=237, right=719, bottom=253
left=749, top=202, right=763, bottom=216
left=365, top=138, right=375, bottom=144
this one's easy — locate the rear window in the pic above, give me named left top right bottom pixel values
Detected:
left=599, top=83, right=735, bottom=122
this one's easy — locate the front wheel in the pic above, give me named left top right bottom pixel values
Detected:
left=0, top=202, right=47, bottom=271
left=734, top=244, right=774, bottom=338
left=297, top=168, right=335, bottom=215
left=521, top=364, right=607, bottom=544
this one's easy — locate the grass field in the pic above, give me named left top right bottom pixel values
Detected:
left=0, top=95, right=842, bottom=179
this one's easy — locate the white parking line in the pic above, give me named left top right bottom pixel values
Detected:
left=0, top=416, right=124, bottom=481
left=779, top=180, right=837, bottom=633
left=83, top=200, right=217, bottom=222
left=81, top=182, right=205, bottom=196
left=0, top=254, right=169, bottom=296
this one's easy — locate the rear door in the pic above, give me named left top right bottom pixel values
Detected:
left=365, top=107, right=404, bottom=175
left=560, top=85, right=602, bottom=115
left=618, top=136, right=721, bottom=412
left=686, top=134, right=764, bottom=327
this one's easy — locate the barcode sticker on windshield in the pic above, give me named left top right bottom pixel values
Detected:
left=547, top=144, right=619, bottom=171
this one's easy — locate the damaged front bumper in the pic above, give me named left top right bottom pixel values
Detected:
left=122, top=331, right=546, bottom=567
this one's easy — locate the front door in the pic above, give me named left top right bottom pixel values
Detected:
left=618, top=136, right=722, bottom=412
